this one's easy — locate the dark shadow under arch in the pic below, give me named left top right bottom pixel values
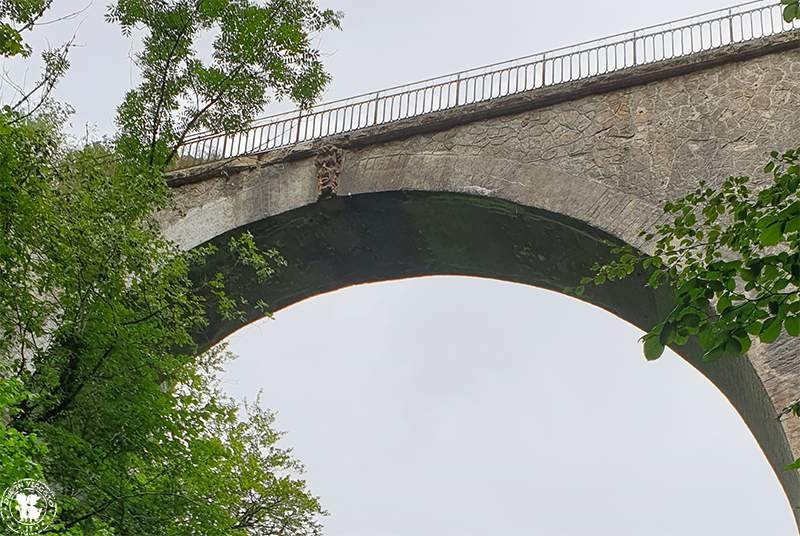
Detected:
left=193, top=191, right=800, bottom=523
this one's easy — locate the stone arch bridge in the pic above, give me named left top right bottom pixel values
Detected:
left=161, top=10, right=800, bottom=526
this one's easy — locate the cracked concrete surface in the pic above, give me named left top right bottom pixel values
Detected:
left=162, top=36, right=800, bottom=526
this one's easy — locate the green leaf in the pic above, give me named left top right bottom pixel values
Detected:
left=703, top=340, right=727, bottom=362
left=659, top=323, right=675, bottom=346
left=643, top=335, right=665, bottom=361
left=724, top=336, right=742, bottom=355
left=785, top=458, right=800, bottom=471
left=736, top=334, right=752, bottom=354
left=716, top=295, right=732, bottom=314
left=739, top=268, right=756, bottom=282
left=760, top=316, right=783, bottom=343
left=756, top=217, right=777, bottom=230
left=759, top=221, right=784, bottom=247
left=681, top=313, right=701, bottom=328
left=786, top=317, right=800, bottom=337
left=784, top=2, right=799, bottom=22
left=746, top=321, right=763, bottom=335
left=763, top=265, right=780, bottom=281
left=785, top=215, right=800, bottom=234
left=698, top=327, right=717, bottom=350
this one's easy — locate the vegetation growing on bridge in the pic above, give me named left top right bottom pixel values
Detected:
left=584, top=148, right=800, bottom=465
left=1, top=0, right=340, bottom=534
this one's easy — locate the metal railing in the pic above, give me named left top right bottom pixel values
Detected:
left=174, top=0, right=800, bottom=170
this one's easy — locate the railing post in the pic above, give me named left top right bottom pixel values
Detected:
left=542, top=52, right=547, bottom=86
left=294, top=110, right=302, bottom=144
left=373, top=92, right=380, bottom=125
left=455, top=73, right=461, bottom=106
left=633, top=31, right=637, bottom=65
left=728, top=8, right=734, bottom=43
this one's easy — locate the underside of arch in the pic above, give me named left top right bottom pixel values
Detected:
left=193, top=190, right=800, bottom=523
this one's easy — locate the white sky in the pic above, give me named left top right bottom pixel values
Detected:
left=4, top=1, right=798, bottom=534
left=224, top=278, right=796, bottom=536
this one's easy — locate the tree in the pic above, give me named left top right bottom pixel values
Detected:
left=1, top=1, right=341, bottom=533
left=582, top=148, right=800, bottom=462
left=108, top=0, right=340, bottom=167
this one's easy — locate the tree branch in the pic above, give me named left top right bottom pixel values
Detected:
left=41, top=344, right=115, bottom=422
left=148, top=11, right=195, bottom=165
left=18, top=1, right=54, bottom=33
left=9, top=37, right=74, bottom=123
left=163, top=63, right=255, bottom=166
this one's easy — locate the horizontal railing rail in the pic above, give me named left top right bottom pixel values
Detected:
left=173, top=0, right=800, bottom=170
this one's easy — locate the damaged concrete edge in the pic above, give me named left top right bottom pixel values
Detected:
left=166, top=31, right=800, bottom=188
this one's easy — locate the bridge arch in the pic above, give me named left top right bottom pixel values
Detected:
left=161, top=33, right=800, bottom=526
left=175, top=189, right=800, bottom=524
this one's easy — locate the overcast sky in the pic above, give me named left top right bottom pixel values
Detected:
left=3, top=0, right=798, bottom=534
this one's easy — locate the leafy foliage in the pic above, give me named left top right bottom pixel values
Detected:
left=0, top=379, right=46, bottom=485
left=107, top=0, right=341, bottom=167
left=1, top=0, right=341, bottom=533
left=584, top=149, right=800, bottom=363
left=0, top=0, right=51, bottom=57
left=582, top=147, right=800, bottom=470
left=0, top=106, right=323, bottom=534
left=782, top=0, right=800, bottom=23
left=1, top=1, right=72, bottom=123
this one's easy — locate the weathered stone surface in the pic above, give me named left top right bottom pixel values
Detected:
left=314, top=145, right=343, bottom=199
left=162, top=35, right=800, bottom=525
